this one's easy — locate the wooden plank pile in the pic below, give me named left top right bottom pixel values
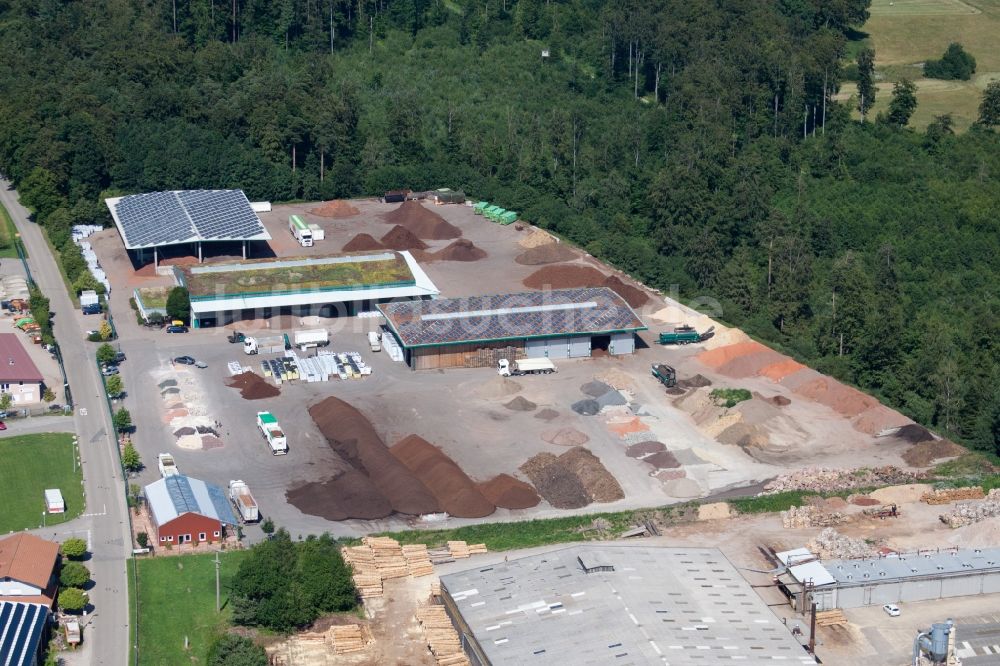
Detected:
left=416, top=605, right=469, bottom=666
left=447, top=541, right=487, bottom=559
left=428, top=547, right=454, bottom=564
left=815, top=609, right=848, bottom=626
left=921, top=487, right=985, bottom=505
left=331, top=624, right=366, bottom=654
left=403, top=544, right=435, bottom=577
left=364, top=536, right=408, bottom=580
left=341, top=545, right=383, bottom=598
left=430, top=579, right=441, bottom=597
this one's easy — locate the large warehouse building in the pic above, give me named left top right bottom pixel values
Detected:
left=440, top=545, right=815, bottom=665
left=174, top=250, right=439, bottom=327
left=105, top=189, right=271, bottom=267
left=778, top=546, right=1000, bottom=611
left=378, top=287, right=646, bottom=370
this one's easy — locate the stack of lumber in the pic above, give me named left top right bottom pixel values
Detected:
left=331, top=624, right=366, bottom=654
left=921, top=487, right=985, bottom=505
left=403, top=544, right=435, bottom=577
left=430, top=579, right=441, bottom=597
left=416, top=605, right=469, bottom=666
left=815, top=609, right=848, bottom=627
left=428, top=547, right=454, bottom=564
left=341, top=545, right=382, bottom=598
left=468, top=543, right=488, bottom=555
left=448, top=541, right=470, bottom=558
left=364, top=536, right=408, bottom=579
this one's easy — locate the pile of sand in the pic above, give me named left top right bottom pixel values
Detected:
left=697, top=341, right=772, bottom=370
left=474, top=377, right=523, bottom=400
left=523, top=265, right=607, bottom=290
left=515, top=244, right=578, bottom=265
left=382, top=201, right=461, bottom=239
left=381, top=225, right=428, bottom=251
left=478, top=474, right=541, bottom=510
left=225, top=372, right=280, bottom=400
left=433, top=239, right=487, bottom=262
left=541, top=427, right=589, bottom=447
left=504, top=396, right=537, bottom=411
left=391, top=435, right=495, bottom=518
left=603, top=276, right=649, bottom=308
left=305, top=398, right=440, bottom=517
left=310, top=200, right=360, bottom=218
left=594, top=368, right=637, bottom=392
left=534, top=408, right=560, bottom=421
left=342, top=233, right=385, bottom=252
left=518, top=229, right=556, bottom=249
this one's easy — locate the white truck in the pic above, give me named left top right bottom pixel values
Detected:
left=293, top=328, right=329, bottom=349
left=256, top=411, right=288, bottom=455
left=289, top=215, right=313, bottom=247
left=308, top=224, right=325, bottom=241
left=368, top=331, right=381, bottom=352
left=497, top=358, right=556, bottom=377
left=157, top=453, right=180, bottom=477
left=229, top=480, right=260, bottom=522
left=244, top=334, right=289, bottom=355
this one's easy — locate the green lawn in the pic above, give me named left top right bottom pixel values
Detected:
left=0, top=433, right=82, bottom=532
left=0, top=199, right=21, bottom=258
left=134, top=551, right=250, bottom=666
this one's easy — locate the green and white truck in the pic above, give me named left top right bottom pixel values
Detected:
left=257, top=411, right=288, bottom=455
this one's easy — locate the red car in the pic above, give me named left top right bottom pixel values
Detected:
left=0, top=421, right=7, bottom=430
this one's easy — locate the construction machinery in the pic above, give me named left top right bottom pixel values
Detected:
left=658, top=325, right=715, bottom=345
left=227, top=331, right=246, bottom=344
left=651, top=363, right=677, bottom=388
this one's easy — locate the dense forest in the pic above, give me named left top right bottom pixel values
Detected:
left=0, top=0, right=997, bottom=453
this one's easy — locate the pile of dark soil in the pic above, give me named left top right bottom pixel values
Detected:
left=309, top=397, right=439, bottom=516
left=603, top=275, right=649, bottom=308
left=520, top=453, right=591, bottom=509
left=895, top=424, right=937, bottom=444
left=522, top=265, right=607, bottom=290
left=478, top=474, right=541, bottom=509
left=514, top=243, right=578, bottom=265
left=580, top=380, right=613, bottom=397
left=504, top=396, right=537, bottom=411
left=310, top=200, right=360, bottom=218
left=677, top=374, right=713, bottom=389
left=571, top=399, right=601, bottom=416
left=158, top=379, right=177, bottom=388
left=534, top=408, right=560, bottom=421
left=342, top=233, right=385, bottom=252
left=382, top=201, right=462, bottom=239
left=433, top=238, right=487, bottom=262
left=626, top=441, right=666, bottom=458
left=226, top=372, right=280, bottom=400
left=770, top=395, right=792, bottom=406
left=902, top=438, right=966, bottom=467
left=644, top=450, right=681, bottom=469
left=390, top=435, right=495, bottom=518
left=380, top=225, right=428, bottom=251
left=559, top=447, right=625, bottom=502
left=286, top=471, right=392, bottom=521
left=173, top=427, right=196, bottom=437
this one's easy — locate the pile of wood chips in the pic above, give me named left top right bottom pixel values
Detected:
left=447, top=541, right=487, bottom=559
left=416, top=605, right=470, bottom=666
left=403, top=544, right=435, bottom=577
left=921, top=487, right=985, bottom=505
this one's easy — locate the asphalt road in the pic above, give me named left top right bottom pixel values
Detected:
left=0, top=179, right=131, bottom=665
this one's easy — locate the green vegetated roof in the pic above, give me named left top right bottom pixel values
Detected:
left=181, top=252, right=415, bottom=299
left=137, top=286, right=171, bottom=309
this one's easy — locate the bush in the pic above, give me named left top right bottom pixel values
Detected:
left=165, top=287, right=190, bottom=323
left=42, top=388, right=56, bottom=402
left=207, top=635, right=267, bottom=666
left=96, top=343, right=116, bottom=366
left=60, top=537, right=87, bottom=560
left=59, top=562, right=90, bottom=588
left=924, top=43, right=976, bottom=80
left=122, top=443, right=141, bottom=472
left=136, top=532, right=149, bottom=549
left=105, top=374, right=123, bottom=398
left=261, top=518, right=275, bottom=535
left=99, top=320, right=113, bottom=341
left=113, top=407, right=132, bottom=433
left=710, top=388, right=753, bottom=408
left=58, top=587, right=88, bottom=613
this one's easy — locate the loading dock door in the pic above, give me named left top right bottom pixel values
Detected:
left=568, top=337, right=591, bottom=358
left=609, top=332, right=635, bottom=355
left=525, top=338, right=570, bottom=359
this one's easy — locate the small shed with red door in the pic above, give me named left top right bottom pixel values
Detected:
left=144, top=475, right=238, bottom=546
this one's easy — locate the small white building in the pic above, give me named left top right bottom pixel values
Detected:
left=44, top=489, right=65, bottom=514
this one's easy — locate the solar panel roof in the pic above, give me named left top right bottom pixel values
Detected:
left=378, top=287, right=646, bottom=349
left=146, top=475, right=238, bottom=526
left=107, top=190, right=271, bottom=249
left=0, top=602, right=49, bottom=666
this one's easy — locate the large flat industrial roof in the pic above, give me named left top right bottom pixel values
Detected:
left=106, top=190, right=271, bottom=250
left=822, top=547, right=1000, bottom=586
left=176, top=250, right=439, bottom=314
left=379, top=287, right=646, bottom=349
left=441, top=544, right=815, bottom=665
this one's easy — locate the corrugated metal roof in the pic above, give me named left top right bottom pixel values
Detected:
left=145, top=475, right=238, bottom=527
left=824, top=547, right=1000, bottom=585
left=0, top=602, right=49, bottom=666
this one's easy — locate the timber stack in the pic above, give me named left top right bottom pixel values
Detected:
left=403, top=543, right=435, bottom=577
left=416, top=604, right=470, bottom=666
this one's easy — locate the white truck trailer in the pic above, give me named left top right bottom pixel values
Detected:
left=229, top=480, right=260, bottom=522
left=289, top=215, right=313, bottom=247
left=157, top=452, right=180, bottom=477
left=293, top=328, right=329, bottom=349
left=497, top=358, right=556, bottom=377
left=256, top=411, right=288, bottom=455
left=368, top=331, right=381, bottom=352
left=244, top=334, right=289, bottom=355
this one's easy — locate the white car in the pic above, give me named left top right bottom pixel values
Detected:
left=882, top=604, right=901, bottom=617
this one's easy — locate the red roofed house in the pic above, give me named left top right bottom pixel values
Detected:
left=0, top=333, right=44, bottom=405
left=0, top=533, right=60, bottom=607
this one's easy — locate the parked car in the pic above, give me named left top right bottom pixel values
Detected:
left=194, top=360, right=207, bottom=369
left=113, top=351, right=126, bottom=363
left=101, top=365, right=119, bottom=376
left=0, top=421, right=6, bottom=430
left=173, top=356, right=195, bottom=365
left=882, top=604, right=901, bottom=617
left=166, top=325, right=188, bottom=333
left=82, top=304, right=102, bottom=315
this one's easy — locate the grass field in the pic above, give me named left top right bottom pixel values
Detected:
left=0, top=200, right=21, bottom=259
left=0, top=432, right=82, bottom=532
left=135, top=551, right=250, bottom=665
left=849, top=0, right=1000, bottom=129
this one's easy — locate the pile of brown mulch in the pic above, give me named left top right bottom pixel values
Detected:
left=643, top=450, right=681, bottom=470
left=286, top=471, right=393, bottom=521
left=308, top=397, right=439, bottom=516
left=478, top=474, right=541, bottom=510
left=433, top=239, right=487, bottom=262
left=342, top=233, right=385, bottom=252
left=225, top=372, right=280, bottom=400
left=309, top=200, right=360, bottom=218
left=514, top=243, right=578, bottom=265
left=520, top=453, right=591, bottom=509
left=534, top=408, right=560, bottom=421
left=895, top=424, right=937, bottom=444
left=902, top=438, right=967, bottom=467
left=504, top=396, right=537, bottom=412
left=522, top=265, right=607, bottom=290
left=559, top=447, right=625, bottom=502
left=390, top=435, right=495, bottom=518
left=380, top=225, right=428, bottom=251
left=603, top=275, right=649, bottom=307
left=382, top=201, right=461, bottom=240
left=626, top=441, right=667, bottom=458
left=677, top=374, right=713, bottom=389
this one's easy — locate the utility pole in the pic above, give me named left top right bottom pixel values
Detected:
left=214, top=552, right=221, bottom=613
left=808, top=601, right=817, bottom=654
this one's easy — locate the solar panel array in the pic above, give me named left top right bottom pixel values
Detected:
left=380, top=287, right=644, bottom=348
left=0, top=602, right=49, bottom=666
left=165, top=475, right=200, bottom=514
left=114, top=190, right=267, bottom=248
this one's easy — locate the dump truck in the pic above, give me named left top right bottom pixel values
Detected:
left=257, top=411, right=288, bottom=455
left=157, top=453, right=180, bottom=477
left=289, top=215, right=313, bottom=247
left=243, top=334, right=289, bottom=355
left=651, top=363, right=677, bottom=388
left=658, top=325, right=715, bottom=345
left=229, top=480, right=260, bottom=522
left=497, top=358, right=556, bottom=376
left=293, top=329, right=329, bottom=349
